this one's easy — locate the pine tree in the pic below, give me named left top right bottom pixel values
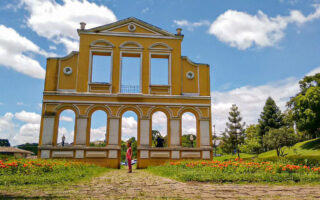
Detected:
left=222, top=104, right=246, bottom=158
left=258, top=97, right=284, bottom=145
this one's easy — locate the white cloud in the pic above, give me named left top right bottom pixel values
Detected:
left=90, top=126, right=106, bottom=142
left=0, top=25, right=46, bottom=79
left=173, top=19, right=210, bottom=31
left=182, top=113, right=196, bottom=135
left=141, top=7, right=149, bottom=14
left=49, top=45, right=57, bottom=50
left=0, top=113, right=15, bottom=139
left=121, top=116, right=137, bottom=140
left=13, top=123, right=40, bottom=144
left=57, top=127, right=74, bottom=144
left=21, top=0, right=117, bottom=53
left=212, top=66, right=320, bottom=135
left=60, top=116, right=73, bottom=122
left=152, top=111, right=167, bottom=136
left=15, top=110, right=41, bottom=124
left=209, top=5, right=320, bottom=50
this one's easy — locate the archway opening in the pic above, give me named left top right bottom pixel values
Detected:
left=57, top=109, right=75, bottom=147
left=151, top=111, right=168, bottom=147
left=121, top=111, right=138, bottom=165
left=90, top=110, right=107, bottom=147
left=181, top=112, right=197, bottom=147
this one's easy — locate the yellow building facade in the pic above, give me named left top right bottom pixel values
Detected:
left=38, top=17, right=212, bottom=168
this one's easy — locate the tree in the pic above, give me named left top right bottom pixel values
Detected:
left=0, top=139, right=10, bottom=147
left=263, top=127, right=297, bottom=157
left=182, top=134, right=197, bottom=147
left=222, top=104, right=246, bottom=158
left=288, top=73, right=320, bottom=138
left=258, top=97, right=284, bottom=146
left=240, top=125, right=261, bottom=154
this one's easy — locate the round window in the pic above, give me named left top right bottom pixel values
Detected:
left=186, top=71, right=195, bottom=80
left=63, top=66, right=72, bottom=75
left=128, top=24, right=136, bottom=32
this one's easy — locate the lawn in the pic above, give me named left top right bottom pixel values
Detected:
left=147, top=159, right=320, bottom=184
left=259, top=138, right=320, bottom=159
left=0, top=158, right=109, bottom=186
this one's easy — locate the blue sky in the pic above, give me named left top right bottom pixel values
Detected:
left=0, top=0, right=320, bottom=145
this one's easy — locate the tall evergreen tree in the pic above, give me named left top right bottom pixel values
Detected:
left=258, top=97, right=283, bottom=145
left=221, top=104, right=246, bottom=158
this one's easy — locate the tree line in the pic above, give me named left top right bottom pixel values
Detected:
left=221, top=73, right=320, bottom=158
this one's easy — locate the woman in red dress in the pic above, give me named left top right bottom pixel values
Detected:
left=126, top=141, right=132, bottom=173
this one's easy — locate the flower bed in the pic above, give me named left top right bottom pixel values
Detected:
left=147, top=158, right=320, bottom=183
left=0, top=159, right=108, bottom=185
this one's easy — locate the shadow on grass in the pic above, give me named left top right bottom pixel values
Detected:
left=301, top=139, right=320, bottom=150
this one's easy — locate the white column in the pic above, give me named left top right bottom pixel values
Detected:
left=41, top=116, right=55, bottom=145
left=75, top=116, right=87, bottom=145
left=200, top=119, right=210, bottom=147
left=170, top=118, right=180, bottom=146
left=108, top=118, right=119, bottom=145
left=140, top=119, right=150, bottom=147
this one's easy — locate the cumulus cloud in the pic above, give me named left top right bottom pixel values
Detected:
left=0, top=25, right=46, bottom=79
left=121, top=116, right=138, bottom=140
left=15, top=110, right=41, bottom=124
left=209, top=4, right=320, bottom=49
left=60, top=116, right=73, bottom=122
left=173, top=19, right=210, bottom=31
left=13, top=123, right=40, bottom=144
left=21, top=0, right=117, bottom=53
left=90, top=126, right=106, bottom=142
left=152, top=111, right=167, bottom=136
left=212, top=66, right=320, bottom=135
left=182, top=113, right=196, bottom=135
left=0, top=113, right=15, bottom=140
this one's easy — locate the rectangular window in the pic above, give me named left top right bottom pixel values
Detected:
left=121, top=53, right=141, bottom=93
left=150, top=54, right=169, bottom=85
left=91, top=52, right=111, bottom=83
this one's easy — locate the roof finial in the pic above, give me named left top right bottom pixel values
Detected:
left=80, top=22, right=86, bottom=30
left=176, top=28, right=182, bottom=35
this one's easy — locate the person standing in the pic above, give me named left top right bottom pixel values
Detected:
left=126, top=141, right=132, bottom=173
left=62, top=135, right=66, bottom=147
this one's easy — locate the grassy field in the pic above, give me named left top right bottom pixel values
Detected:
left=147, top=159, right=320, bottom=184
left=147, top=139, right=320, bottom=184
left=0, top=158, right=109, bottom=186
left=259, top=138, right=320, bottom=159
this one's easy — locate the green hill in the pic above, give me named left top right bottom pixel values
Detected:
left=258, top=138, right=320, bottom=159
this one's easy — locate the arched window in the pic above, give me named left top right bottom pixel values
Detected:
left=90, top=110, right=107, bottom=147
left=181, top=112, right=197, bottom=147
left=57, top=109, right=75, bottom=147
left=151, top=111, right=168, bottom=147
left=121, top=111, right=138, bottom=162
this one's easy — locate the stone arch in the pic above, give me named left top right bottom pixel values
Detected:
left=178, top=107, right=201, bottom=148
left=53, top=104, right=79, bottom=146
left=90, top=39, right=114, bottom=48
left=86, top=105, right=111, bottom=146
left=119, top=41, right=143, bottom=50
left=149, top=42, right=172, bottom=51
left=118, top=106, right=141, bottom=146
left=149, top=107, right=171, bottom=147
left=117, top=105, right=143, bottom=119
left=177, top=106, right=201, bottom=119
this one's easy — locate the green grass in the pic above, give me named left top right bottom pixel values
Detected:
left=259, top=138, right=320, bottom=159
left=146, top=159, right=320, bottom=184
left=213, top=153, right=255, bottom=161
left=0, top=159, right=110, bottom=186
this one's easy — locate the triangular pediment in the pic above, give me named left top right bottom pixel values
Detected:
left=82, top=17, right=177, bottom=37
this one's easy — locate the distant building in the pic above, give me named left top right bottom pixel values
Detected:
left=0, top=147, right=33, bottom=158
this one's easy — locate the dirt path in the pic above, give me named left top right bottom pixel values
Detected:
left=2, top=169, right=320, bottom=199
